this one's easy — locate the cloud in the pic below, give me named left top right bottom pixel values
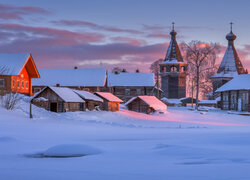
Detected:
left=52, top=20, right=143, bottom=34
left=0, top=22, right=168, bottom=72
left=0, top=23, right=104, bottom=46
left=146, top=33, right=171, bottom=39
left=110, top=36, right=146, bottom=46
left=0, top=4, right=49, bottom=20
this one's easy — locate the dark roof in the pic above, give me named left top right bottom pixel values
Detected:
left=161, top=28, right=183, bottom=63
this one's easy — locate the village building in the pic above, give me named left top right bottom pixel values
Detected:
left=161, top=97, right=197, bottom=107
left=159, top=23, right=187, bottom=99
left=94, top=92, right=123, bottom=111
left=73, top=89, right=103, bottom=110
left=125, top=96, right=167, bottom=114
left=211, top=23, right=248, bottom=98
left=107, top=72, right=160, bottom=102
left=32, top=68, right=106, bottom=93
left=0, top=53, right=40, bottom=96
left=216, top=74, right=250, bottom=112
left=31, top=86, right=85, bottom=112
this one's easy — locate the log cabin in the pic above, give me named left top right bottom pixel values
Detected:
left=125, top=96, right=167, bottom=114
left=216, top=74, right=250, bottom=112
left=94, top=92, right=123, bottom=111
left=0, top=53, right=40, bottom=96
left=32, top=68, right=106, bottom=93
left=107, top=72, right=162, bottom=102
left=73, top=89, right=103, bottom=110
left=31, top=86, right=85, bottom=112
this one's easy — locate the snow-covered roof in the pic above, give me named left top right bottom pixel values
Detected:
left=33, top=68, right=106, bottom=87
left=161, top=97, right=182, bottom=104
left=107, top=72, right=155, bottom=87
left=0, top=53, right=30, bottom=75
left=126, top=96, right=167, bottom=111
left=94, top=92, right=123, bottom=102
left=160, top=60, right=185, bottom=65
left=32, top=86, right=85, bottom=103
left=73, top=90, right=103, bottom=102
left=216, top=74, right=250, bottom=92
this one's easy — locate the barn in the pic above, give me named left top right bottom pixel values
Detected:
left=31, top=86, right=85, bottom=112
left=0, top=53, right=40, bottom=96
left=94, top=92, right=123, bottom=111
left=73, top=90, right=103, bottom=110
left=216, top=74, right=250, bottom=112
left=126, top=96, right=167, bottom=114
left=107, top=72, right=161, bottom=102
left=32, top=68, right=106, bottom=93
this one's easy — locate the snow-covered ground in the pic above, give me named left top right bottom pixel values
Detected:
left=0, top=99, right=250, bottom=180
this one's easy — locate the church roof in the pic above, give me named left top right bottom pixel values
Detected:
left=213, top=24, right=246, bottom=78
left=160, top=23, right=183, bottom=65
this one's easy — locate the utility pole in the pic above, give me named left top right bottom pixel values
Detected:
left=29, top=101, right=33, bottom=118
left=156, top=71, right=159, bottom=99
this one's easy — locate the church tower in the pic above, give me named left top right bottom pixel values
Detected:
left=211, top=23, right=247, bottom=95
left=160, top=23, right=187, bottom=99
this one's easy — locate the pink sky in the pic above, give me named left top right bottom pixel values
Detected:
left=0, top=2, right=249, bottom=73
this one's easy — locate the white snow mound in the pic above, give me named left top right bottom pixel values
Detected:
left=42, top=144, right=102, bottom=157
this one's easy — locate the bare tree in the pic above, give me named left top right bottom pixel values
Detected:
left=150, top=59, right=163, bottom=85
left=111, top=67, right=123, bottom=74
left=0, top=93, right=21, bottom=110
left=183, top=41, right=220, bottom=109
left=0, top=66, right=21, bottom=110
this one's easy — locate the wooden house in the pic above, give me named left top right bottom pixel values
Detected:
left=126, top=96, right=167, bottom=114
left=107, top=72, right=161, bottom=102
left=216, top=74, right=250, bottom=112
left=0, top=53, right=40, bottom=96
left=73, top=90, right=103, bottom=110
left=94, top=92, right=123, bottom=111
left=31, top=86, right=85, bottom=112
left=32, top=68, right=106, bottom=93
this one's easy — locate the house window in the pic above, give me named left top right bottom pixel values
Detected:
left=26, top=81, right=29, bottom=89
left=17, top=81, right=20, bottom=88
left=21, top=81, right=24, bottom=88
left=12, top=80, right=15, bottom=88
left=136, top=89, right=141, bottom=95
left=0, top=79, right=5, bottom=87
left=125, top=89, right=130, bottom=95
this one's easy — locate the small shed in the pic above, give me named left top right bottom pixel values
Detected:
left=73, top=90, right=103, bottom=110
left=31, top=86, right=85, bottom=112
left=94, top=92, right=123, bottom=111
left=126, top=96, right=167, bottom=114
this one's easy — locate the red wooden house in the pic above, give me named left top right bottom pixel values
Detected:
left=0, top=53, right=40, bottom=96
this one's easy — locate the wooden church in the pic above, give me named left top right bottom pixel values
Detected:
left=211, top=23, right=248, bottom=97
left=160, top=23, right=187, bottom=99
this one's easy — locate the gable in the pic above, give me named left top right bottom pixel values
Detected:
left=23, top=55, right=40, bottom=78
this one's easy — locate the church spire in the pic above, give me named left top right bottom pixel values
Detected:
left=164, top=22, right=183, bottom=62
left=216, top=23, right=246, bottom=76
